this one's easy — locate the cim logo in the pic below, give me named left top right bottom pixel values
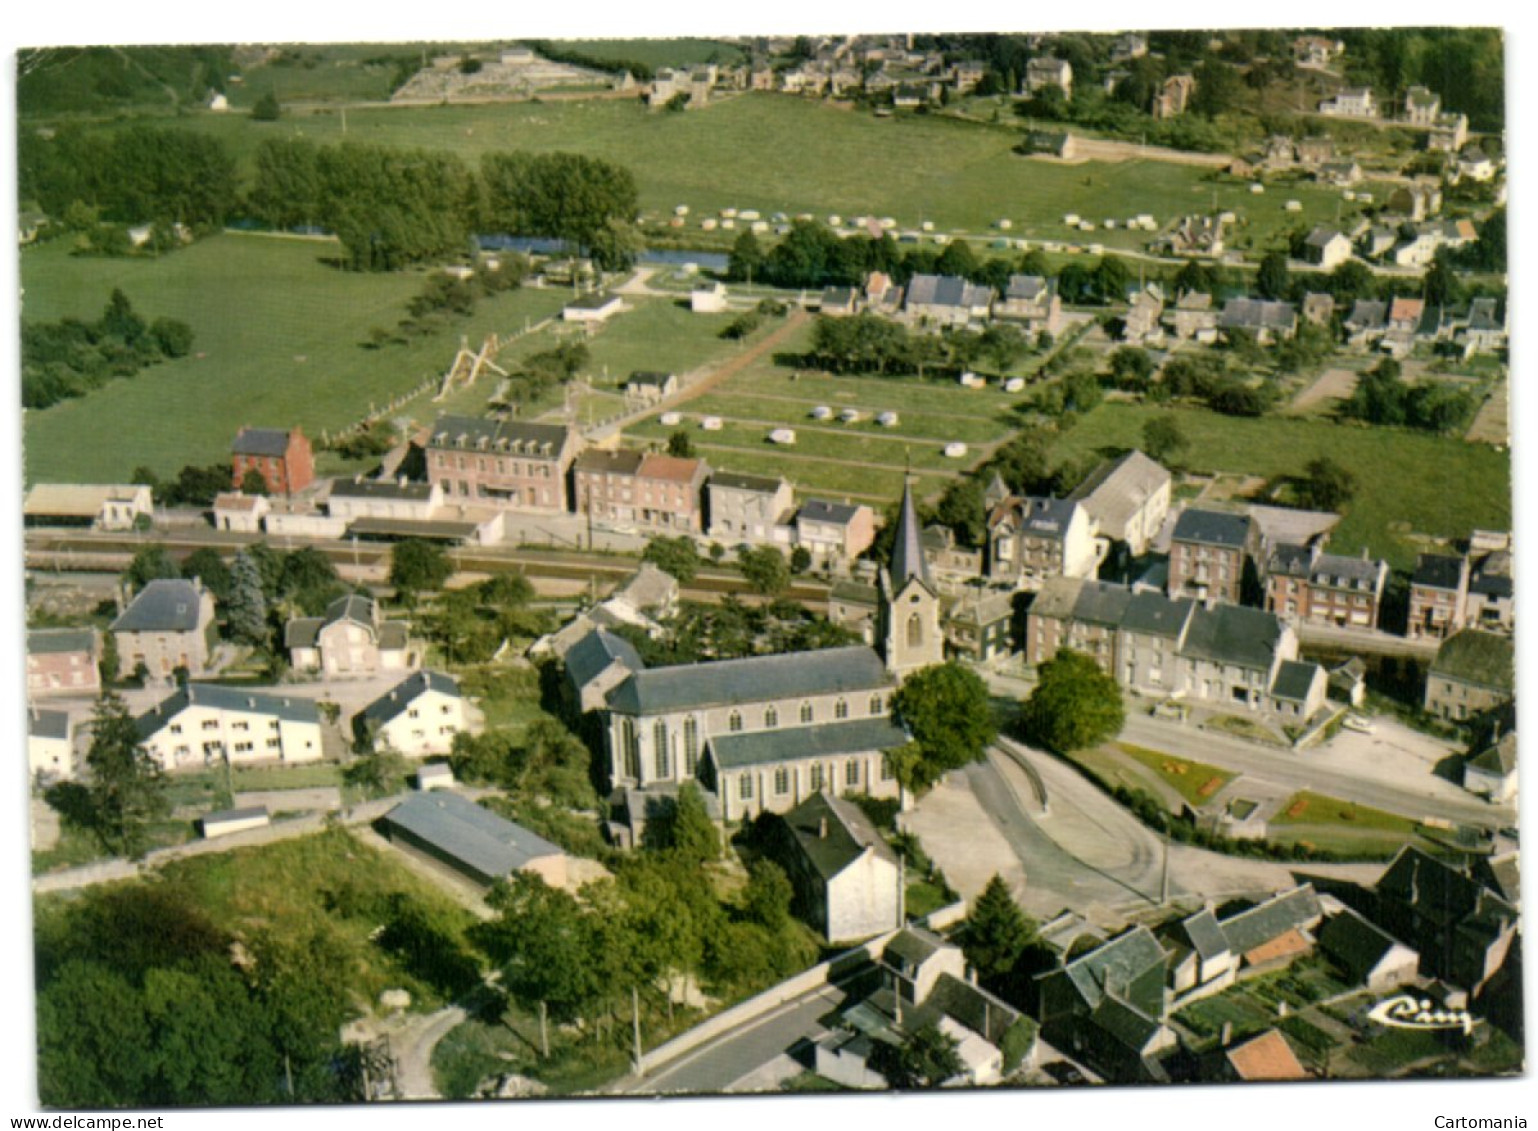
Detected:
left=1366, top=994, right=1477, bottom=1036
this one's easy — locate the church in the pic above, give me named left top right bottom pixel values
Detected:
left=568, top=480, right=942, bottom=826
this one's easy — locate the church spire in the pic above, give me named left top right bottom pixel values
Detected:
left=889, top=477, right=931, bottom=589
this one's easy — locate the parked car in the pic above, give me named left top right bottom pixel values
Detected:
left=1342, top=714, right=1375, bottom=734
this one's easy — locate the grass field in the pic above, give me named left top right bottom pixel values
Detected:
left=1116, top=743, right=1236, bottom=807
left=1268, top=789, right=1433, bottom=856
left=20, top=233, right=571, bottom=484
left=104, top=94, right=1368, bottom=246
left=1048, top=403, right=1511, bottom=570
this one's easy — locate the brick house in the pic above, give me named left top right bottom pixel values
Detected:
left=574, top=449, right=709, bottom=534
left=1264, top=543, right=1388, bottom=629
left=231, top=427, right=315, bottom=496
left=27, top=628, right=100, bottom=699
left=1168, top=509, right=1255, bottom=606
left=426, top=415, right=582, bottom=514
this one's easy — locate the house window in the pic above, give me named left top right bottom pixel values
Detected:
left=652, top=722, right=670, bottom=779
left=764, top=705, right=779, bottom=729
left=739, top=775, right=753, bottom=800
left=845, top=760, right=860, bottom=786
left=835, top=698, right=849, bottom=720
left=774, top=767, right=789, bottom=795
left=800, top=701, right=814, bottom=724
left=408, top=708, right=419, bottom=719
left=811, top=764, right=825, bottom=791
left=881, top=754, right=896, bottom=781
left=729, top=710, right=743, bottom=733
left=869, top=694, right=884, bottom=715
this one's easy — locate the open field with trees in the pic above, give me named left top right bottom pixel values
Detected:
left=20, top=233, right=570, bottom=484
left=54, top=94, right=1367, bottom=249
left=1048, top=402, right=1510, bottom=570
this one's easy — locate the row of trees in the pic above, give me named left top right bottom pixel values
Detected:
left=807, top=313, right=1040, bottom=378
left=22, top=289, right=194, bottom=409
left=1342, top=358, right=1480, bottom=435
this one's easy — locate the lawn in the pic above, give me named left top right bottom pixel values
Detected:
left=92, top=94, right=1371, bottom=242
left=20, top=233, right=571, bottom=484
left=1267, top=790, right=1433, bottom=857
left=1115, top=743, right=1236, bottom=808
left=1048, top=402, right=1511, bottom=570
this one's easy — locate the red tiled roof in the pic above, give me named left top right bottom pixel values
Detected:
left=1243, top=926, right=1312, bottom=967
left=638, top=454, right=706, bottom=483
left=1388, top=296, right=1425, bottom=323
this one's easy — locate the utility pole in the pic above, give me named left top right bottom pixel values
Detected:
left=1159, top=824, right=1170, bottom=905
left=540, top=1001, right=550, bottom=1058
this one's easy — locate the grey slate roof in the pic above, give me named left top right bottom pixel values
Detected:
left=1120, top=591, right=1192, bottom=639
left=905, top=274, right=993, bottom=310
left=1218, top=886, right=1322, bottom=955
left=709, top=715, right=910, bottom=770
left=565, top=628, right=645, bottom=690
left=29, top=708, right=71, bottom=741
left=136, top=683, right=320, bottom=740
left=28, top=628, right=96, bottom=655
left=575, top=448, right=646, bottom=475
left=1319, top=908, right=1405, bottom=980
left=111, top=580, right=208, bottom=634
left=890, top=479, right=932, bottom=590
left=1180, top=909, right=1232, bottom=960
left=1091, top=994, right=1164, bottom=1052
left=1467, top=297, right=1502, bottom=333
left=1468, top=732, right=1517, bottom=776
left=1219, top=298, right=1296, bottom=332
left=285, top=617, right=325, bottom=649
left=428, top=415, right=571, bottom=455
left=1004, top=275, right=1050, bottom=302
left=1270, top=659, right=1323, bottom=703
left=358, top=670, right=460, bottom=728
left=1304, top=226, right=1346, bottom=249
left=798, top=498, right=862, bottom=526
left=231, top=428, right=292, bottom=457
left=996, top=496, right=1081, bottom=540
left=830, top=578, right=881, bottom=607
left=1173, top=508, right=1251, bottom=549
left=1412, top=554, right=1466, bottom=591
left=1346, top=299, right=1388, bottom=329
left=382, top=791, right=562, bottom=880
left=779, top=790, right=897, bottom=881
left=1067, top=449, right=1171, bottom=533
left=885, top=926, right=950, bottom=970
left=1029, top=577, right=1088, bottom=622
left=607, top=645, right=891, bottom=715
left=1429, top=630, right=1514, bottom=692
left=1180, top=604, right=1283, bottom=671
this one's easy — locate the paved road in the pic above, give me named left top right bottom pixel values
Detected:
left=622, top=982, right=847, bottom=1095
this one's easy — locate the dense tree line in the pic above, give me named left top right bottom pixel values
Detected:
left=20, top=125, right=239, bottom=229
left=23, top=289, right=194, bottom=409
left=1342, top=358, right=1479, bottom=435
left=520, top=39, right=656, bottom=82
left=608, top=597, right=858, bottom=667
left=1340, top=28, right=1505, bottom=131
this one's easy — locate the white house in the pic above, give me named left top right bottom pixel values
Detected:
left=690, top=281, right=729, bottom=313
left=774, top=791, right=902, bottom=943
left=286, top=594, right=417, bottom=677
left=1464, top=730, right=1517, bottom=804
left=355, top=670, right=468, bottom=757
left=561, top=293, right=624, bottom=323
left=212, top=492, right=270, bottom=533
left=24, top=483, right=153, bottom=531
left=134, top=683, right=324, bottom=772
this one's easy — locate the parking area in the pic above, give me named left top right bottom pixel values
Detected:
left=1312, top=716, right=1463, bottom=791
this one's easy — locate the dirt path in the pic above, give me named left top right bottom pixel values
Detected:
left=390, top=1006, right=468, bottom=1100
left=1466, top=376, right=1508, bottom=445
left=1286, top=367, right=1359, bottom=416
left=1064, top=137, right=1233, bottom=168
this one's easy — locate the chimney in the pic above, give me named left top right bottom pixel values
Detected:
left=399, top=475, right=409, bottom=489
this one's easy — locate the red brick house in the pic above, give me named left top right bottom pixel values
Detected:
left=27, top=628, right=101, bottom=698
left=574, top=449, right=709, bottom=533
left=1265, top=543, right=1389, bottom=630
left=1168, top=509, right=1255, bottom=606
left=231, top=427, right=315, bottom=496
left=426, top=416, right=582, bottom=514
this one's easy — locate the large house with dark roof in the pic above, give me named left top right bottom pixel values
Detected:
left=768, top=791, right=903, bottom=942
left=231, top=426, right=314, bottom=496
left=135, top=683, right=323, bottom=772
left=1264, top=543, right=1389, bottom=629
left=902, top=274, right=994, bottom=328
left=1374, top=847, right=1520, bottom=994
left=796, top=498, right=876, bottom=564
left=1168, top=508, right=1256, bottom=606
left=1026, top=576, right=1327, bottom=718
left=380, top=790, right=567, bottom=890
left=354, top=670, right=467, bottom=756
left=426, top=415, right=582, bottom=514
left=706, top=471, right=795, bottom=546
left=993, top=275, right=1062, bottom=335
left=110, top=578, right=219, bottom=679
left=286, top=594, right=416, bottom=677
left=1409, top=553, right=1470, bottom=641
left=27, top=628, right=100, bottom=699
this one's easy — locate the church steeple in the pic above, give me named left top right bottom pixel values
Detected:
left=889, top=477, right=931, bottom=590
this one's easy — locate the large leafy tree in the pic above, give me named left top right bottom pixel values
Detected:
left=1299, top=456, right=1357, bottom=511
left=480, top=873, right=602, bottom=1022
left=1021, top=649, right=1125, bottom=754
left=642, top=783, right=718, bottom=862
left=738, top=546, right=791, bottom=597
left=84, top=690, right=169, bottom=858
left=1142, top=415, right=1188, bottom=465
left=890, top=662, right=997, bottom=793
left=642, top=535, right=701, bottom=584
